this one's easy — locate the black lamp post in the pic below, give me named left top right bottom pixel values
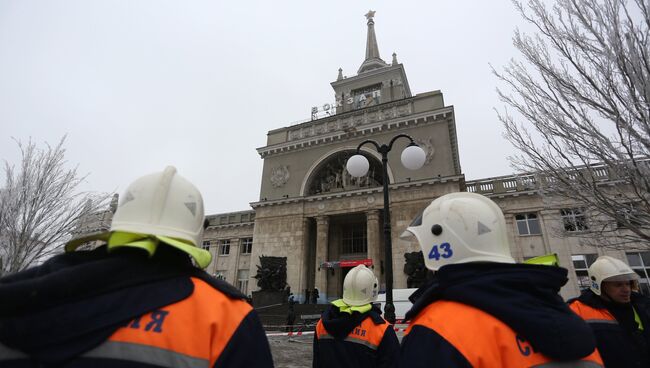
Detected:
left=346, top=133, right=425, bottom=324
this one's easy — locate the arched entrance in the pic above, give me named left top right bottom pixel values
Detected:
left=304, top=150, right=384, bottom=195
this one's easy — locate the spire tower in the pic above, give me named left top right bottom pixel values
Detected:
left=358, top=10, right=388, bottom=74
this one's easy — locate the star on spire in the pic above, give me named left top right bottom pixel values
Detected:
left=358, top=10, right=387, bottom=73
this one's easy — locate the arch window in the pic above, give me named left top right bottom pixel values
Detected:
left=306, top=151, right=383, bottom=195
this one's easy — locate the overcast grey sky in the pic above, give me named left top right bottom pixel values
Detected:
left=0, top=1, right=531, bottom=214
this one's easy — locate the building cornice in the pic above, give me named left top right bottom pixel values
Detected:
left=250, top=175, right=464, bottom=208
left=205, top=222, right=255, bottom=230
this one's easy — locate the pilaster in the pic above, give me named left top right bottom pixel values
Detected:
left=315, top=216, right=330, bottom=302
left=366, top=210, right=382, bottom=281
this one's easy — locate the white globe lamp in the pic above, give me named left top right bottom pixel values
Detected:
left=401, top=144, right=426, bottom=170
left=346, top=154, right=370, bottom=177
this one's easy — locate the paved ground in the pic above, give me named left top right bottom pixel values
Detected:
left=268, top=334, right=313, bottom=368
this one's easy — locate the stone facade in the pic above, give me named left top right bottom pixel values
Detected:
left=203, top=211, right=256, bottom=295
left=203, top=12, right=649, bottom=303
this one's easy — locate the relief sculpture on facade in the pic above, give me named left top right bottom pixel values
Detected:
left=307, top=151, right=383, bottom=195
left=416, top=137, right=434, bottom=164
left=397, top=103, right=411, bottom=117
left=270, top=165, right=290, bottom=188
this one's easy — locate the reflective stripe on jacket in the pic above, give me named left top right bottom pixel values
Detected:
left=90, top=277, right=263, bottom=367
left=316, top=315, right=387, bottom=350
left=0, top=277, right=272, bottom=368
left=314, top=313, right=399, bottom=368
left=405, top=300, right=603, bottom=367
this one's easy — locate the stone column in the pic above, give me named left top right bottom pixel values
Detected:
left=230, top=238, right=241, bottom=285
left=315, top=216, right=329, bottom=303
left=300, top=217, right=311, bottom=304
left=366, top=210, right=382, bottom=281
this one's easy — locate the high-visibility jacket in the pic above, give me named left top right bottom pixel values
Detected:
left=0, top=246, right=273, bottom=368
left=95, top=277, right=264, bottom=367
left=313, top=307, right=399, bottom=368
left=403, top=300, right=603, bottom=367
left=569, top=299, right=617, bottom=324
left=569, top=292, right=650, bottom=368
left=0, top=277, right=273, bottom=367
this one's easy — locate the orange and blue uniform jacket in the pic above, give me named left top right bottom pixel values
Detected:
left=0, top=246, right=274, bottom=367
left=569, top=290, right=650, bottom=368
left=400, top=263, right=603, bottom=367
left=313, top=304, right=399, bottom=368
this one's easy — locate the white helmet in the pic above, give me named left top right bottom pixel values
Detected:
left=111, top=166, right=205, bottom=247
left=588, top=256, right=639, bottom=295
left=64, top=166, right=211, bottom=267
left=401, top=192, right=514, bottom=271
left=342, top=265, right=379, bottom=306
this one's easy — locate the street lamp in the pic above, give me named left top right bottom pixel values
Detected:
left=346, top=134, right=426, bottom=323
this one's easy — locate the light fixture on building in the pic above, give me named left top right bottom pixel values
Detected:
left=345, top=133, right=425, bottom=324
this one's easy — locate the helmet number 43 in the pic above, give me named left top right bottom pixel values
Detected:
left=428, top=242, right=453, bottom=261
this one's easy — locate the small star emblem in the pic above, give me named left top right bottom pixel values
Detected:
left=365, top=10, right=376, bottom=20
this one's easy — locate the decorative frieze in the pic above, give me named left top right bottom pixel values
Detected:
left=287, top=101, right=413, bottom=142
left=258, top=107, right=453, bottom=159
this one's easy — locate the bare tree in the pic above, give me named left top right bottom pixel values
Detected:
left=494, top=0, right=650, bottom=249
left=0, top=138, right=108, bottom=275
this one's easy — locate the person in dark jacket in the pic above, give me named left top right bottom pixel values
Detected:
left=313, top=265, right=399, bottom=368
left=0, top=166, right=274, bottom=368
left=312, top=287, right=320, bottom=304
left=569, top=255, right=650, bottom=368
left=399, top=192, right=603, bottom=367
left=287, top=297, right=297, bottom=333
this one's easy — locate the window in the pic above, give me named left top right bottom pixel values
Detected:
left=341, top=223, right=367, bottom=255
left=515, top=213, right=541, bottom=235
left=241, top=238, right=253, bottom=254
left=351, top=84, right=382, bottom=109
left=218, top=240, right=230, bottom=255
left=202, top=240, right=211, bottom=251
left=215, top=270, right=227, bottom=281
left=572, top=254, right=598, bottom=290
left=561, top=208, right=588, bottom=232
left=237, top=269, right=249, bottom=295
left=626, top=252, right=650, bottom=295
left=617, top=203, right=642, bottom=229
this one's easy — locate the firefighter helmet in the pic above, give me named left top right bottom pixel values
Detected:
left=588, top=256, right=639, bottom=296
left=401, top=192, right=515, bottom=271
left=342, top=265, right=379, bottom=306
